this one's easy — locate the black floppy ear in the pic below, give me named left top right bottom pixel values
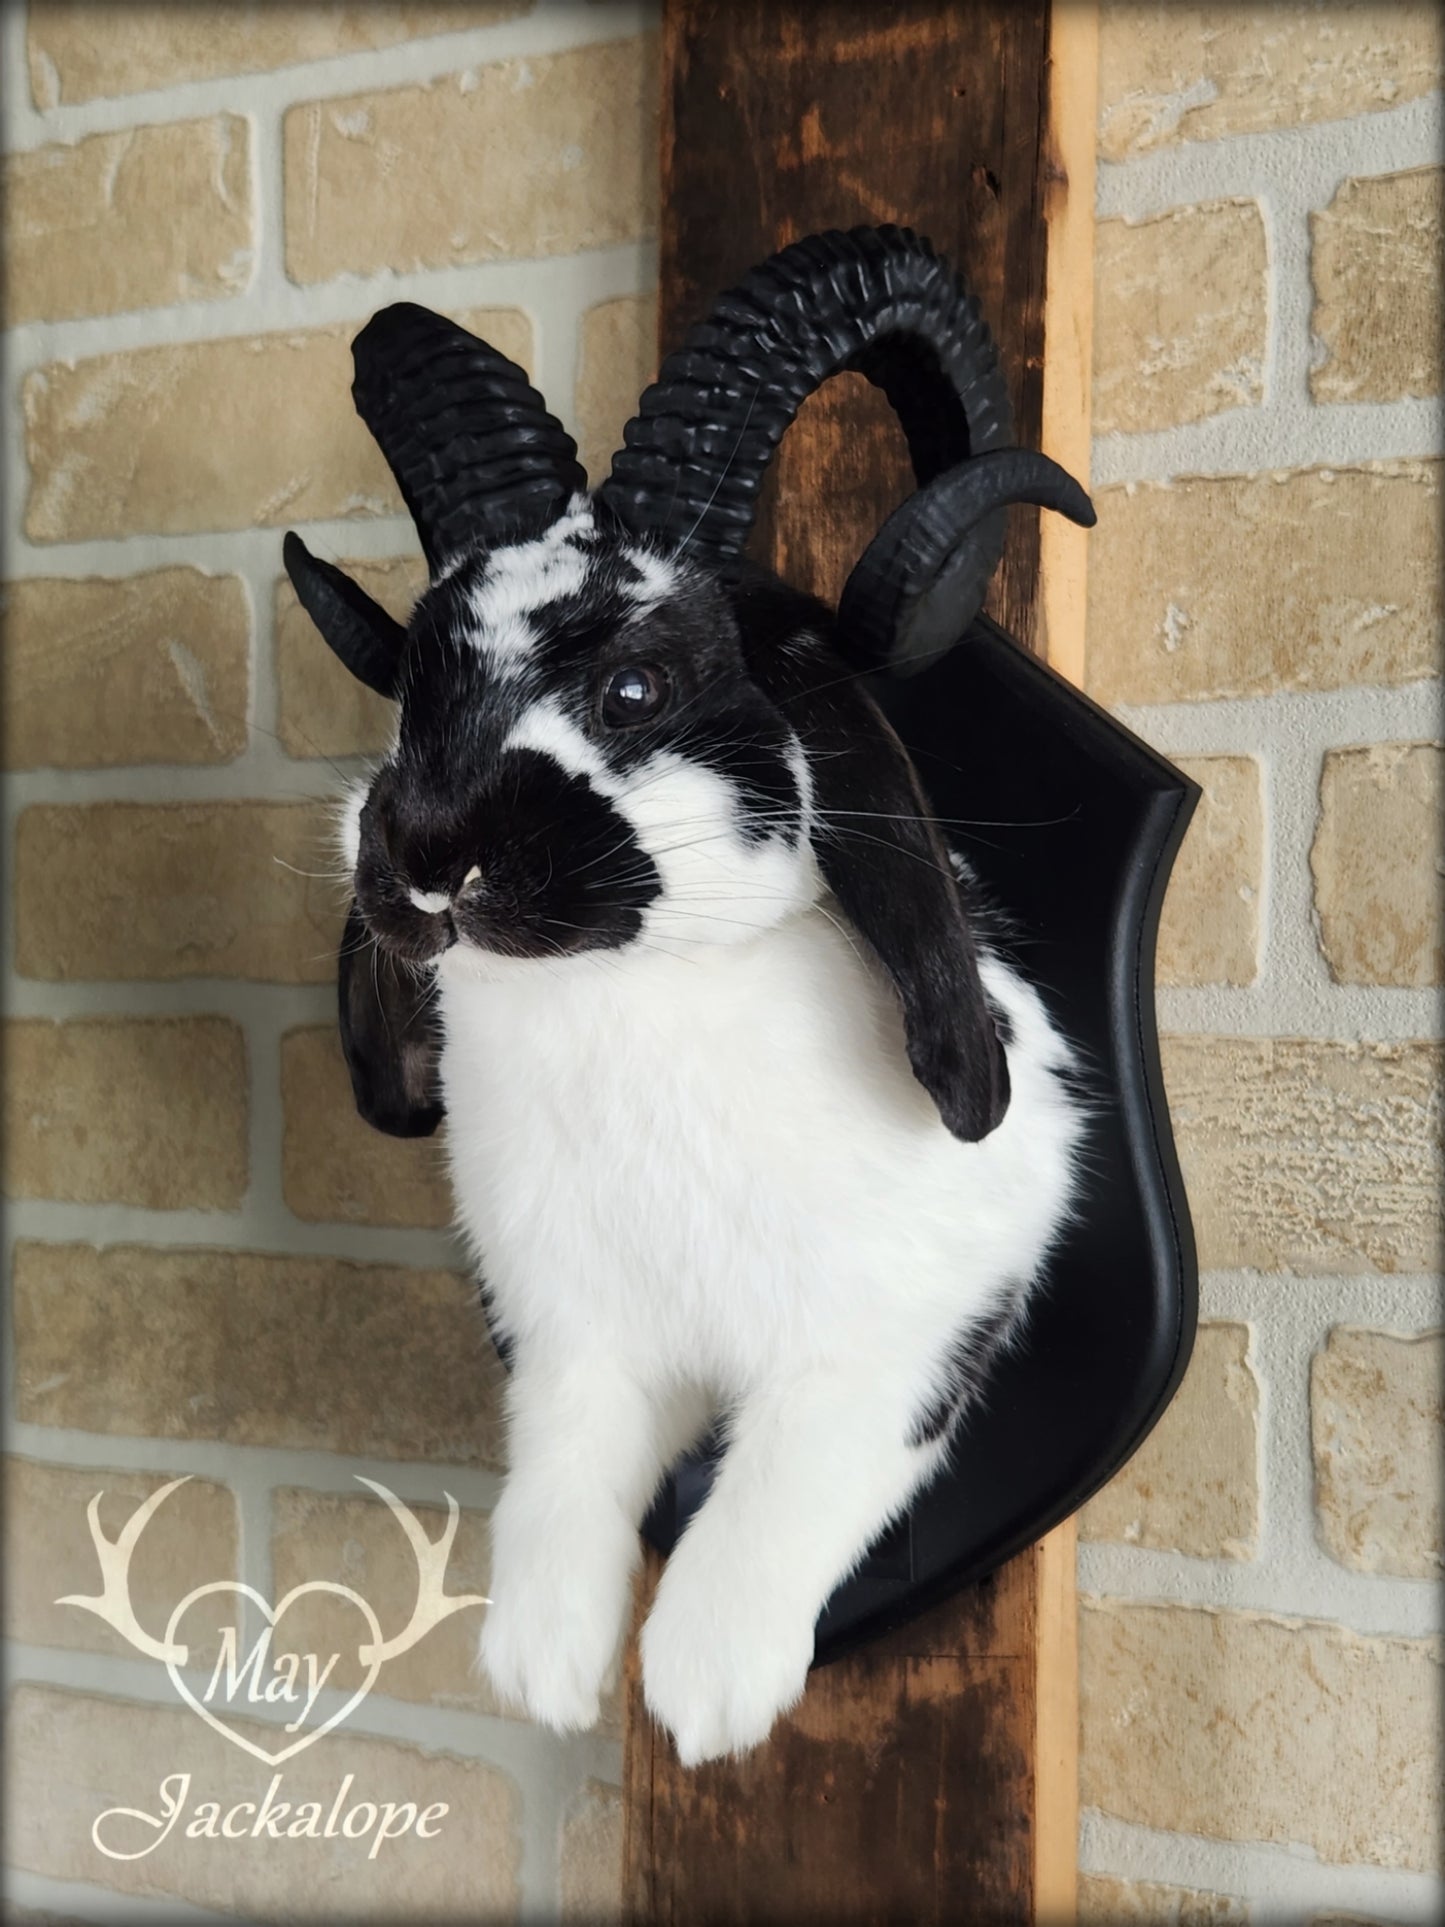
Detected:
left=734, top=573, right=1009, bottom=1141
left=337, top=901, right=444, bottom=1138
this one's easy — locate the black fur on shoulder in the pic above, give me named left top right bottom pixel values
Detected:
left=728, top=564, right=1010, bottom=1141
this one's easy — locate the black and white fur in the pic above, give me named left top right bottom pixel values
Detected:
left=332, top=498, right=1083, bottom=1765
left=290, top=230, right=1098, bottom=1764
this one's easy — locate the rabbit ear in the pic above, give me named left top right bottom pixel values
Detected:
left=337, top=901, right=445, bottom=1138
left=734, top=576, right=1009, bottom=1141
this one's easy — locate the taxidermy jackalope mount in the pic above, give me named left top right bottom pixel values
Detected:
left=283, top=226, right=1108, bottom=1765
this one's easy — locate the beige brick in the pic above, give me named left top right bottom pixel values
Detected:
left=22, top=308, right=530, bottom=543
left=576, top=293, right=658, bottom=486
left=4, top=1458, right=238, bottom=1665
left=1098, top=6, right=1445, bottom=162
left=5, top=1684, right=521, bottom=1919
left=285, top=38, right=658, bottom=285
left=276, top=554, right=419, bottom=759
left=1085, top=464, right=1441, bottom=706
left=1158, top=756, right=1262, bottom=987
left=1080, top=1600, right=1442, bottom=1870
left=26, top=1, right=526, bottom=106
left=1080, top=1323, right=1259, bottom=1559
left=282, top=1027, right=452, bottom=1228
left=2, top=570, right=249, bottom=771
left=1312, top=743, right=1444, bottom=987
left=3, top=116, right=251, bottom=327
left=15, top=801, right=344, bottom=984
left=1161, top=1036, right=1442, bottom=1275
left=1312, top=167, right=1444, bottom=404
left=1312, top=1326, right=1443, bottom=1579
left=1094, top=201, right=1266, bottom=435
left=272, top=1487, right=495, bottom=1715
left=13, top=1243, right=504, bottom=1465
left=560, top=1778, right=624, bottom=1922
left=1, top=1018, right=246, bottom=1209
left=1078, top=1873, right=1248, bottom=1924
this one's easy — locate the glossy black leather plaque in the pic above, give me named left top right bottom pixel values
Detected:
left=642, top=617, right=1201, bottom=1662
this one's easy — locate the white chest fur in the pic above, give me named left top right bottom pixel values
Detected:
left=436, top=906, right=1081, bottom=1408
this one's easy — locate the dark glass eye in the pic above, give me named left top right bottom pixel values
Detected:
left=601, top=663, right=670, bottom=727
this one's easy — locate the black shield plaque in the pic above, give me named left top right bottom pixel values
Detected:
left=642, top=616, right=1201, bottom=1661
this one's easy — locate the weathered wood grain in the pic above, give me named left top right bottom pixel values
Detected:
left=656, top=0, right=1051, bottom=646
left=624, top=4, right=1088, bottom=1920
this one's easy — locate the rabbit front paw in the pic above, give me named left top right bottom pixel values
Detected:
left=641, top=1557, right=814, bottom=1766
left=478, top=1497, right=634, bottom=1732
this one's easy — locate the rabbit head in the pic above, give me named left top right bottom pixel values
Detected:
left=284, top=227, right=1093, bottom=1145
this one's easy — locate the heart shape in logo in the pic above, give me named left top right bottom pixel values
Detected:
left=166, top=1580, right=383, bottom=1765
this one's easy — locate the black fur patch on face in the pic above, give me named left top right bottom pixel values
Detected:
left=355, top=749, right=660, bottom=962
left=359, top=539, right=812, bottom=947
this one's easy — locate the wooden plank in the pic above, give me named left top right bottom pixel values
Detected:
left=1038, top=0, right=1099, bottom=684
left=625, top=3, right=1095, bottom=1919
left=656, top=0, right=1052, bottom=648
left=624, top=1550, right=1041, bottom=1925
left=1032, top=12, right=1097, bottom=1919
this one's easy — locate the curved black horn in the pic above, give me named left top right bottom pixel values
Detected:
left=595, top=226, right=1011, bottom=565
left=351, top=302, right=587, bottom=574
left=839, top=450, right=1097, bottom=674
left=282, top=532, right=407, bottom=698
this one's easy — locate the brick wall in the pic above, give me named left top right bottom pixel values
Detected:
left=1076, top=8, right=1443, bottom=1923
left=2, top=4, right=657, bottom=1919
left=3, top=5, right=1441, bottom=1924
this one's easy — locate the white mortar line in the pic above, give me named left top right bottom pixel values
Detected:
left=3, top=1419, right=505, bottom=1514
left=5, top=1206, right=465, bottom=1268
left=1096, top=92, right=1445, bottom=223
left=1080, top=1811, right=1444, bottom=1925
left=1198, top=1268, right=1444, bottom=1324
left=2, top=515, right=420, bottom=581
left=3, top=238, right=658, bottom=372
left=2, top=0, right=659, bottom=154
left=1112, top=683, right=1445, bottom=753
left=1091, top=395, right=1444, bottom=484
left=1075, top=1549, right=1442, bottom=1640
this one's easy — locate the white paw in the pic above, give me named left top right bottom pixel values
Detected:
left=640, top=1556, right=815, bottom=1767
left=478, top=1497, right=635, bottom=1733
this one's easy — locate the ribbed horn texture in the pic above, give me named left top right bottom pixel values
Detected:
left=840, top=449, right=1098, bottom=674
left=351, top=302, right=588, bottom=575
left=595, top=226, right=1012, bottom=564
